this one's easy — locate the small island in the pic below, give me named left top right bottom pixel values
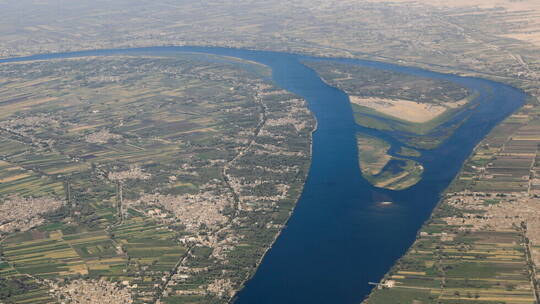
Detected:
left=305, top=60, right=476, bottom=190
left=356, top=133, right=423, bottom=190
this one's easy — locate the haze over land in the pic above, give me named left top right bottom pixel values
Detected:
left=0, top=1, right=539, bottom=84
left=1, top=1, right=540, bottom=304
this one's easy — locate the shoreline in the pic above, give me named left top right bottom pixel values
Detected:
left=229, top=100, right=317, bottom=303
left=362, top=88, right=535, bottom=302
left=0, top=46, right=529, bottom=304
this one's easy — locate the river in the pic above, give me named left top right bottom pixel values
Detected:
left=0, top=46, right=526, bottom=303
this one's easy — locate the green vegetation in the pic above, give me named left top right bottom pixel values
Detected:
left=357, top=133, right=423, bottom=190
left=0, top=54, right=314, bottom=303
left=305, top=60, right=477, bottom=149
left=396, top=146, right=421, bottom=158
left=366, top=221, right=536, bottom=303
left=0, top=2, right=539, bottom=303
left=365, top=94, right=540, bottom=304
left=369, top=159, right=423, bottom=191
left=304, top=61, right=470, bottom=104
left=356, top=133, right=392, bottom=176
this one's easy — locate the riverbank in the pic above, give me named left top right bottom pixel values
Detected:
left=0, top=47, right=528, bottom=304
left=363, top=98, right=540, bottom=303
left=0, top=50, right=316, bottom=304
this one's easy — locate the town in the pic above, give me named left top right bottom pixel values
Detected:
left=0, top=55, right=314, bottom=303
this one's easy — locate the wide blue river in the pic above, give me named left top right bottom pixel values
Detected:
left=0, top=46, right=526, bottom=303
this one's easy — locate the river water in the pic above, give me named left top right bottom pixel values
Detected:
left=0, top=46, right=526, bottom=303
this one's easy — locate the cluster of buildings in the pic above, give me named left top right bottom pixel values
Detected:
left=0, top=196, right=64, bottom=234
left=126, top=183, right=231, bottom=232
left=85, top=129, right=122, bottom=144
left=49, top=279, right=133, bottom=304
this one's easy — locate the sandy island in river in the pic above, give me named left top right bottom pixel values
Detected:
left=349, top=96, right=468, bottom=123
